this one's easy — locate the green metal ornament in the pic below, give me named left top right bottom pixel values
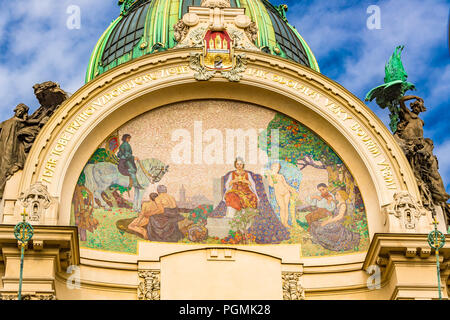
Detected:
left=428, top=230, right=445, bottom=251
left=13, top=209, right=34, bottom=300
left=14, top=222, right=34, bottom=244
left=276, top=4, right=288, bottom=22
left=365, top=45, right=416, bottom=132
left=118, top=0, right=138, bottom=15
left=427, top=217, right=446, bottom=300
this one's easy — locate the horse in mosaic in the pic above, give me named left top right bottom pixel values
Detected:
left=83, top=159, right=169, bottom=212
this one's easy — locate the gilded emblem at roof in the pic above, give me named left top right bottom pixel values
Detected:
left=174, top=0, right=260, bottom=81
left=85, top=0, right=320, bottom=82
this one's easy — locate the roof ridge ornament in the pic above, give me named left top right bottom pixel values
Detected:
left=174, top=2, right=259, bottom=82
left=276, top=4, right=288, bottom=22
left=201, top=0, right=231, bottom=8
left=174, top=5, right=259, bottom=50
left=118, top=0, right=139, bottom=16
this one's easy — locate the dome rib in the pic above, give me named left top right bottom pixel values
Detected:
left=86, top=0, right=319, bottom=82
left=102, top=1, right=149, bottom=68
left=85, top=16, right=123, bottom=82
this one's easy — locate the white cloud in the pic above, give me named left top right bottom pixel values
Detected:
left=0, top=0, right=115, bottom=115
left=290, top=0, right=449, bottom=94
left=428, top=64, right=450, bottom=104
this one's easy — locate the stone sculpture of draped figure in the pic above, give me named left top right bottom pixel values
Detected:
left=0, top=82, right=69, bottom=199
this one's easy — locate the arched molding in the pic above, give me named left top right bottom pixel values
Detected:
left=16, top=48, right=420, bottom=265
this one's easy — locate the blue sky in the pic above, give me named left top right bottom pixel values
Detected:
left=0, top=0, right=449, bottom=194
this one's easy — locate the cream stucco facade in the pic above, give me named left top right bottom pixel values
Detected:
left=0, top=46, right=448, bottom=300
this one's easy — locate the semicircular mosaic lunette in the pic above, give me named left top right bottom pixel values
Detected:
left=71, top=100, right=369, bottom=256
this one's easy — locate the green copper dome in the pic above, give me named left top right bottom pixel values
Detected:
left=86, top=0, right=320, bottom=82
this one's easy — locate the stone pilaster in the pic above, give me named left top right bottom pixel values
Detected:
left=137, top=270, right=161, bottom=300
left=282, top=271, right=305, bottom=300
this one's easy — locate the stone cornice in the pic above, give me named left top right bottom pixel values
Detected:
left=363, top=233, right=450, bottom=270
left=0, top=225, right=80, bottom=270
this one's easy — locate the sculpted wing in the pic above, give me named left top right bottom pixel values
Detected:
left=366, top=45, right=416, bottom=110
left=384, top=45, right=408, bottom=83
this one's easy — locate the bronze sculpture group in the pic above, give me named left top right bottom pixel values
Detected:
left=366, top=46, right=450, bottom=224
